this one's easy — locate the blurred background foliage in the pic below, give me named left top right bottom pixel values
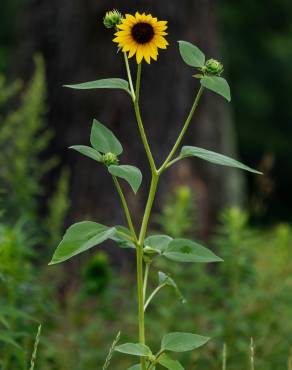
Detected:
left=0, top=0, right=291, bottom=369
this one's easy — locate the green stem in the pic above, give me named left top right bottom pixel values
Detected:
left=124, top=52, right=136, bottom=100
left=143, top=261, right=151, bottom=300
left=112, top=176, right=137, bottom=242
left=134, top=64, right=157, bottom=174
left=136, top=243, right=146, bottom=370
left=138, top=175, right=159, bottom=245
left=144, top=283, right=166, bottom=312
left=158, top=86, right=204, bottom=174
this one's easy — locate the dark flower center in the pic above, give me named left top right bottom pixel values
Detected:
left=131, top=22, right=154, bottom=44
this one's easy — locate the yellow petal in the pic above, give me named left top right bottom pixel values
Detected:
left=128, top=43, right=138, bottom=58
left=136, top=45, right=144, bottom=64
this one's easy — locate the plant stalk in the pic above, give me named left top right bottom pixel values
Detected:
left=112, top=176, right=137, bottom=241
left=158, top=86, right=204, bottom=174
left=123, top=52, right=136, bottom=100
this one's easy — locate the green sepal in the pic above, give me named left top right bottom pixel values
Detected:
left=180, top=146, right=262, bottom=174
left=90, top=119, right=123, bottom=155
left=192, top=74, right=204, bottom=79
left=178, top=41, right=205, bottom=68
left=161, top=332, right=210, bottom=352
left=69, top=145, right=102, bottom=163
left=108, top=165, right=142, bottom=193
left=49, top=221, right=116, bottom=264
left=64, top=78, right=131, bottom=95
left=200, top=76, right=231, bottom=101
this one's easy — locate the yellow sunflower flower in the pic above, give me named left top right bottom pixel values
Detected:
left=113, top=12, right=169, bottom=64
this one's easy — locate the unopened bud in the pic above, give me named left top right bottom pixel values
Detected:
left=204, top=59, right=224, bottom=76
left=102, top=152, right=119, bottom=166
left=103, top=10, right=122, bottom=29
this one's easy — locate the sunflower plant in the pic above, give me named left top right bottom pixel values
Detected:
left=49, top=10, right=261, bottom=370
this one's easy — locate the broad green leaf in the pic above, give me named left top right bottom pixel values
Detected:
left=49, top=221, right=116, bottom=264
left=180, top=146, right=262, bottom=174
left=126, top=366, right=141, bottom=370
left=69, top=145, right=102, bottom=163
left=90, top=119, right=123, bottom=155
left=158, top=354, right=184, bottom=370
left=115, top=343, right=152, bottom=357
left=144, top=235, right=173, bottom=254
left=164, top=238, right=223, bottom=263
left=178, top=41, right=205, bottom=68
left=108, top=165, right=142, bottom=193
left=158, top=272, right=186, bottom=303
left=64, top=78, right=131, bottom=94
left=110, top=226, right=136, bottom=249
left=200, top=76, right=231, bottom=101
left=161, top=332, right=210, bottom=352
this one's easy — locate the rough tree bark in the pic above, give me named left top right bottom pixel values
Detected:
left=18, top=0, right=243, bottom=244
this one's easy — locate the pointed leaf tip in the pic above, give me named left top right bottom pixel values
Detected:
left=90, top=119, right=123, bottom=155
left=178, top=40, right=205, bottom=68
left=201, top=76, right=231, bottom=102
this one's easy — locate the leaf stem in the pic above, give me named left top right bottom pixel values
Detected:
left=144, top=283, right=167, bottom=312
left=123, top=52, right=136, bottom=100
left=158, top=86, right=204, bottom=174
left=112, top=176, right=137, bottom=242
left=143, top=261, right=151, bottom=300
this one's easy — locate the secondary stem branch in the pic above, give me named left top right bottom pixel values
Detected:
left=112, top=176, right=137, bottom=242
left=158, top=86, right=204, bottom=174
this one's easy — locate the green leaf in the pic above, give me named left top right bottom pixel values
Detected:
left=90, top=119, right=123, bottom=155
left=200, top=76, right=231, bottom=101
left=144, top=235, right=173, bottom=254
left=108, top=165, right=142, bottom=193
left=178, top=41, right=205, bottom=68
left=49, top=221, right=116, bottom=264
left=64, top=78, right=131, bottom=94
left=126, top=366, right=141, bottom=370
left=164, top=238, right=223, bottom=263
left=69, top=145, right=102, bottom=162
left=115, top=343, right=152, bottom=357
left=180, top=146, right=262, bottom=174
left=161, top=332, right=210, bottom=352
left=158, top=272, right=186, bottom=304
left=158, top=354, right=184, bottom=370
left=110, top=226, right=136, bottom=249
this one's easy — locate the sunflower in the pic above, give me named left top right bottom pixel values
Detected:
left=113, top=12, right=169, bottom=64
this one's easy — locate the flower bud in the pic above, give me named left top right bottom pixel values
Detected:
left=102, top=152, right=119, bottom=166
left=204, top=59, right=224, bottom=76
left=103, top=10, right=122, bottom=29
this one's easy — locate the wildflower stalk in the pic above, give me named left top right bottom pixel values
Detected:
left=134, top=64, right=157, bottom=174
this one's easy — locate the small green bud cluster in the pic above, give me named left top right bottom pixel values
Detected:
left=203, top=58, right=224, bottom=76
left=103, top=9, right=123, bottom=29
left=102, top=152, right=119, bottom=166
